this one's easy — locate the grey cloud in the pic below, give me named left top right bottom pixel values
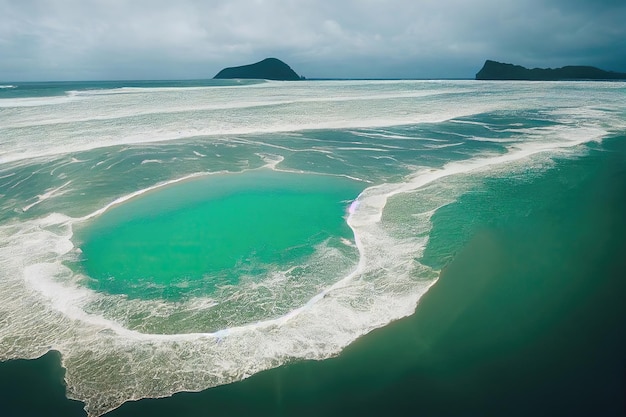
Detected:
left=0, top=0, right=624, bottom=80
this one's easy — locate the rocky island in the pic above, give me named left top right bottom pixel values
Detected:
left=476, top=60, right=626, bottom=81
left=214, top=58, right=302, bottom=81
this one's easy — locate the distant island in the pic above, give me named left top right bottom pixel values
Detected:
left=476, top=60, right=626, bottom=81
left=214, top=58, right=302, bottom=81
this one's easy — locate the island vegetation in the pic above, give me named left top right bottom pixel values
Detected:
left=214, top=58, right=303, bottom=81
left=476, top=60, right=626, bottom=81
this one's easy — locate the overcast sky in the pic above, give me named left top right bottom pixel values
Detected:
left=1, top=0, right=624, bottom=81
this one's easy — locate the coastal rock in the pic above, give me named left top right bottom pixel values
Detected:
left=214, top=58, right=302, bottom=81
left=476, top=60, right=626, bottom=81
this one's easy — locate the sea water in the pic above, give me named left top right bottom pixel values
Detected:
left=0, top=79, right=624, bottom=416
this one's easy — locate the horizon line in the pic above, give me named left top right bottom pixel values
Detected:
left=2, top=77, right=477, bottom=84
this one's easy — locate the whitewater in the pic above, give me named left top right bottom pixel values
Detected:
left=0, top=79, right=624, bottom=416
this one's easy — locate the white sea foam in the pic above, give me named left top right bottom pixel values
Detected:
left=79, top=171, right=217, bottom=221
left=348, top=130, right=447, bottom=141
left=3, top=133, right=601, bottom=415
left=22, top=181, right=73, bottom=212
left=0, top=95, right=85, bottom=108
left=422, top=142, right=464, bottom=149
left=0, top=81, right=515, bottom=164
left=0, top=80, right=622, bottom=416
left=65, top=83, right=268, bottom=97
left=0, top=172, right=16, bottom=180
left=256, top=153, right=285, bottom=169
left=0, top=86, right=458, bottom=131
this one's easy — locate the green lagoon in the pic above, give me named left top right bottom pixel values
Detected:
left=75, top=170, right=361, bottom=300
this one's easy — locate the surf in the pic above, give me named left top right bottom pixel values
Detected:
left=0, top=79, right=624, bottom=416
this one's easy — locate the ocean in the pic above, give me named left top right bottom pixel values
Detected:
left=0, top=79, right=625, bottom=416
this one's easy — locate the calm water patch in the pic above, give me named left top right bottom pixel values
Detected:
left=73, top=169, right=363, bottom=300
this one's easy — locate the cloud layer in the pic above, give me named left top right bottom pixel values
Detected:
left=1, top=0, right=624, bottom=80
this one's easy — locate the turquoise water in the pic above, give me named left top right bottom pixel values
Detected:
left=75, top=170, right=360, bottom=300
left=0, top=79, right=624, bottom=416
